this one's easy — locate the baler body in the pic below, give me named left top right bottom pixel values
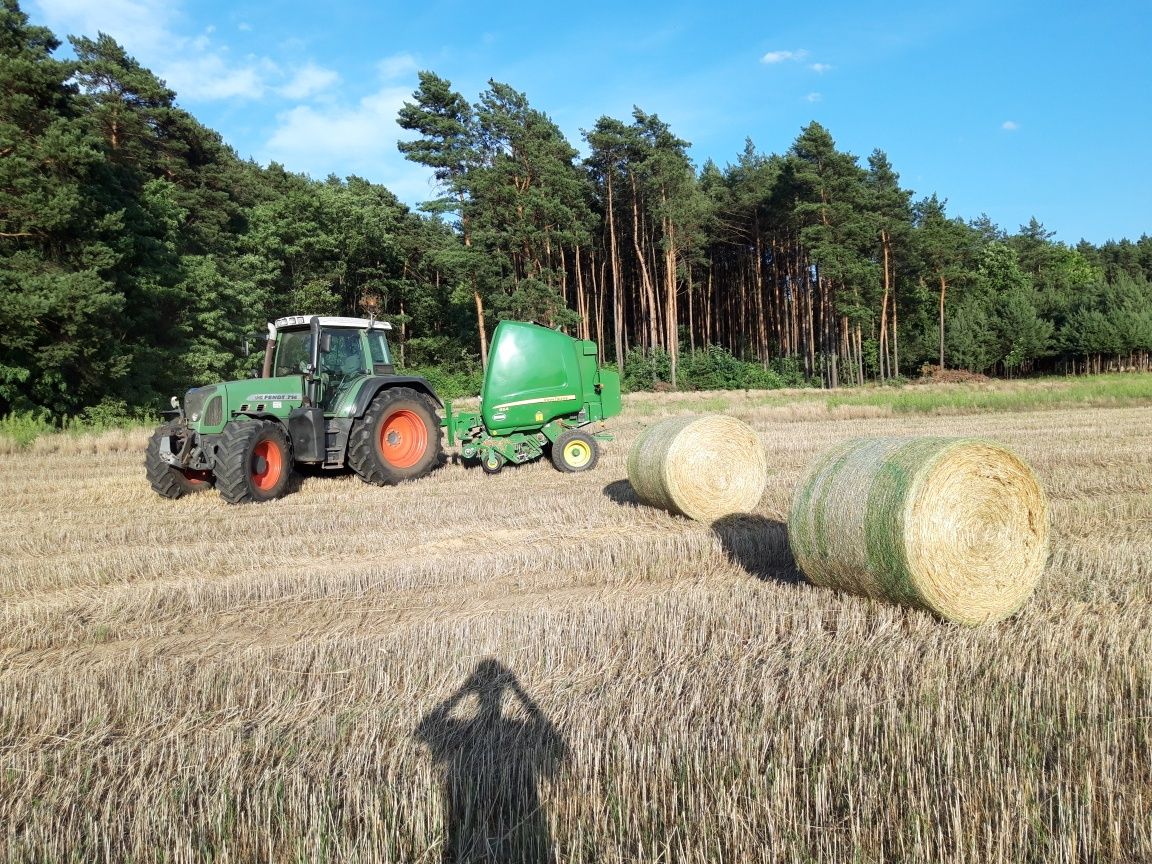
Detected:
left=445, top=320, right=621, bottom=472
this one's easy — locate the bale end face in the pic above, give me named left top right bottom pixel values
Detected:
left=789, top=437, right=1049, bottom=625
left=627, top=414, right=768, bottom=522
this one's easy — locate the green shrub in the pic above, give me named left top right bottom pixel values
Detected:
left=621, top=347, right=672, bottom=393
left=0, top=412, right=57, bottom=448
left=401, top=365, right=483, bottom=401
left=676, top=345, right=747, bottom=390
left=621, top=345, right=813, bottom=393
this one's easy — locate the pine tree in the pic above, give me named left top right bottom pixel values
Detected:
left=397, top=72, right=487, bottom=364
left=913, top=194, right=976, bottom=370
left=0, top=1, right=129, bottom=414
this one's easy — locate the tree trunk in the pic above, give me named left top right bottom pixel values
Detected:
left=630, top=173, right=658, bottom=353
left=938, top=274, right=948, bottom=370
left=663, top=212, right=679, bottom=387
left=605, top=172, right=624, bottom=374
left=462, top=211, right=488, bottom=367
left=878, top=230, right=891, bottom=381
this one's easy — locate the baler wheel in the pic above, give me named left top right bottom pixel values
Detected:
left=145, top=422, right=213, bottom=499
left=348, top=387, right=441, bottom=485
left=481, top=451, right=504, bottom=475
left=215, top=419, right=293, bottom=504
left=552, top=429, right=599, bottom=473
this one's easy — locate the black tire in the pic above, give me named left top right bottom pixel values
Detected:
left=480, top=450, right=504, bottom=475
left=215, top=419, right=293, bottom=504
left=145, top=423, right=213, bottom=499
left=347, top=387, right=441, bottom=486
left=551, top=429, right=600, bottom=473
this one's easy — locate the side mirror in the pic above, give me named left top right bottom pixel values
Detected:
left=319, top=332, right=332, bottom=354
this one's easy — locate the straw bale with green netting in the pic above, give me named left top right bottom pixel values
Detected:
left=788, top=436, right=1049, bottom=625
left=626, top=414, right=768, bottom=521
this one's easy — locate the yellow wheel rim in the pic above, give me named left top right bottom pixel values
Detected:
left=563, top=439, right=592, bottom=469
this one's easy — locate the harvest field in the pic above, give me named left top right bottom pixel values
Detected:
left=2, top=381, right=1150, bottom=863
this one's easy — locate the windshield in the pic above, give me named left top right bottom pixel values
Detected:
left=321, top=329, right=367, bottom=376
left=273, top=329, right=310, bottom=376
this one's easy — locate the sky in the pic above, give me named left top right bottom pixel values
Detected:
left=26, top=0, right=1152, bottom=244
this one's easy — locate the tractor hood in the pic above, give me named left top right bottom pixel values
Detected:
left=184, top=375, right=306, bottom=434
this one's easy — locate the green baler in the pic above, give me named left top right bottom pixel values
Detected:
left=444, top=320, right=621, bottom=473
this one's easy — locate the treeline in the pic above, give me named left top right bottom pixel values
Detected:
left=2, top=1, right=1151, bottom=419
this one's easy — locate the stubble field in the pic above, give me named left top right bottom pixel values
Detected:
left=1, top=386, right=1150, bottom=863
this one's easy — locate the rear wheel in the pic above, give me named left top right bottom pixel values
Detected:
left=145, top=422, right=213, bottom=499
left=551, top=429, right=599, bottom=473
left=348, top=387, right=441, bottom=485
left=215, top=419, right=292, bottom=504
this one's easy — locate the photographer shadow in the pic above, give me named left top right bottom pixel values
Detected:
left=415, top=659, right=567, bottom=864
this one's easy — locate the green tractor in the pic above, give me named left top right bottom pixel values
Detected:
left=146, top=316, right=622, bottom=503
left=146, top=315, right=442, bottom=504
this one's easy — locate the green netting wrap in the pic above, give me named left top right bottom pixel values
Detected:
left=788, top=437, right=1049, bottom=625
left=626, top=414, right=768, bottom=522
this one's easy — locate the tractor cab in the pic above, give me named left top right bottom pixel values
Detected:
left=263, top=316, right=395, bottom=412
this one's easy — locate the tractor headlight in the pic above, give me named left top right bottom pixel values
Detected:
left=190, top=413, right=200, bottom=422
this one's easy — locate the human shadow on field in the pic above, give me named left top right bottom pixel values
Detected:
left=711, top=514, right=807, bottom=586
left=602, top=479, right=639, bottom=506
left=415, top=659, right=567, bottom=864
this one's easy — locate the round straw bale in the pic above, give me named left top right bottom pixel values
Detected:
left=788, top=437, right=1048, bottom=625
left=627, top=414, right=768, bottom=521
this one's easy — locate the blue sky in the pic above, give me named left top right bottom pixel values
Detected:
left=28, top=0, right=1152, bottom=244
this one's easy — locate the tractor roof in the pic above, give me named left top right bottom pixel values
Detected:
left=272, top=315, right=392, bottom=331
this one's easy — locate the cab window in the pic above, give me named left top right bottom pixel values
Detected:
left=367, top=331, right=392, bottom=365
left=321, top=330, right=367, bottom=376
left=273, top=330, right=310, bottom=377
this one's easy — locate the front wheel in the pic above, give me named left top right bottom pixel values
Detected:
left=551, top=429, right=600, bottom=473
left=145, top=423, right=213, bottom=498
left=215, top=419, right=293, bottom=504
left=347, top=387, right=441, bottom=486
left=480, top=450, right=504, bottom=475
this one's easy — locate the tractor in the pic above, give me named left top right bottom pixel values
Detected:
left=146, top=316, right=622, bottom=503
left=146, top=315, right=442, bottom=503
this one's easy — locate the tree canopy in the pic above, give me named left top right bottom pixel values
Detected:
left=2, top=0, right=1150, bottom=419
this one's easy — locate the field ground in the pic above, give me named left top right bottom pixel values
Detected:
left=1, top=382, right=1150, bottom=862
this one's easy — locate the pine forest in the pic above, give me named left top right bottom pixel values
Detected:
left=3, top=0, right=1152, bottom=421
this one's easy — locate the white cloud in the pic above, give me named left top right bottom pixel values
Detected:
left=805, top=92, right=823, bottom=103
left=761, top=49, right=808, bottom=64
left=163, top=54, right=271, bottom=100
left=280, top=62, right=340, bottom=100
left=262, top=82, right=434, bottom=200
left=377, top=53, right=419, bottom=81
left=809, top=63, right=834, bottom=73
left=32, top=0, right=332, bottom=105
left=34, top=0, right=172, bottom=54
left=1002, top=120, right=1020, bottom=131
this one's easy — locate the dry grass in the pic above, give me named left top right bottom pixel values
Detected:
left=1, top=389, right=1150, bottom=863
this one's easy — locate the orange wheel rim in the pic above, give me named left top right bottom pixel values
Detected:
left=380, top=409, right=428, bottom=469
left=251, top=439, right=283, bottom=491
